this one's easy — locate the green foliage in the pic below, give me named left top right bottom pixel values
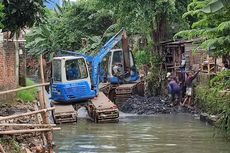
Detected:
left=16, top=79, right=37, bottom=102
left=0, top=3, right=4, bottom=29
left=146, top=52, right=166, bottom=96
left=2, top=0, right=46, bottom=37
left=195, top=71, right=230, bottom=135
left=26, top=2, right=113, bottom=56
left=133, top=50, right=151, bottom=68
left=26, top=0, right=192, bottom=57
left=0, top=138, right=26, bottom=153
left=175, top=0, right=230, bottom=56
left=95, top=0, right=191, bottom=42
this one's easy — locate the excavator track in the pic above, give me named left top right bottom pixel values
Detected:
left=87, top=92, right=119, bottom=123
left=51, top=102, right=77, bottom=124
left=100, top=81, right=144, bottom=107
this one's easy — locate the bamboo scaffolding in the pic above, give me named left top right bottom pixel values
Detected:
left=0, top=55, right=58, bottom=153
left=0, top=83, right=49, bottom=95
left=0, top=124, right=56, bottom=127
left=0, top=108, right=55, bottom=121
left=0, top=127, right=61, bottom=135
left=0, top=144, right=6, bottom=153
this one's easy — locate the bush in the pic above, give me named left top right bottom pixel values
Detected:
left=133, top=50, right=151, bottom=68
left=16, top=79, right=37, bottom=102
left=195, top=71, right=230, bottom=136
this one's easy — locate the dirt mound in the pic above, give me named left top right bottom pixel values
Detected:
left=119, top=95, right=193, bottom=115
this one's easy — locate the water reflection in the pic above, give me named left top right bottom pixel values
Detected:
left=54, top=114, right=230, bottom=153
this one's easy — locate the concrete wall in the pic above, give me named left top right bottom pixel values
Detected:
left=0, top=38, right=17, bottom=102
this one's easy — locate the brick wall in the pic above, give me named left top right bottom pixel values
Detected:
left=0, top=41, right=17, bottom=102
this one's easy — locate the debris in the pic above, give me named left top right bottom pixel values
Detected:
left=120, top=95, right=197, bottom=115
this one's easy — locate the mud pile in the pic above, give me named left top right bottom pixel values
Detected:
left=0, top=102, right=44, bottom=152
left=120, top=95, right=195, bottom=115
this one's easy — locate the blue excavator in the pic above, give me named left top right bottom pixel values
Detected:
left=50, top=28, right=141, bottom=123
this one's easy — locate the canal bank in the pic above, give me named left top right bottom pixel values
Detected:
left=194, top=71, right=230, bottom=137
left=54, top=114, right=230, bottom=153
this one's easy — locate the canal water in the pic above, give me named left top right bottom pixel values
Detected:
left=54, top=113, right=230, bottom=153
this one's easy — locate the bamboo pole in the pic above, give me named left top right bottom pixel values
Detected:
left=0, top=144, right=6, bottom=153
left=0, top=108, right=55, bottom=121
left=0, top=124, right=56, bottom=127
left=0, top=127, right=61, bottom=135
left=34, top=103, right=47, bottom=147
left=0, top=83, right=49, bottom=95
left=39, top=55, right=53, bottom=153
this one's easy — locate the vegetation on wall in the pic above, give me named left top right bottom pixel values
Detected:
left=195, top=70, right=230, bottom=136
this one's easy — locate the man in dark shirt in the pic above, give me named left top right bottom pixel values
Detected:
left=182, top=68, right=201, bottom=108
left=168, top=76, right=181, bottom=106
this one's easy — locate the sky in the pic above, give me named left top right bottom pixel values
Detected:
left=45, top=0, right=78, bottom=9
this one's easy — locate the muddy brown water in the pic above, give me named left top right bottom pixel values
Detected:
left=54, top=113, right=230, bottom=153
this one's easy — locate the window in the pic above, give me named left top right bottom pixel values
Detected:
left=112, top=51, right=123, bottom=65
left=53, top=60, right=62, bottom=82
left=65, top=58, right=88, bottom=81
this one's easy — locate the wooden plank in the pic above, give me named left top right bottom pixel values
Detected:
left=0, top=83, right=49, bottom=95
left=0, top=108, right=54, bottom=121
left=39, top=55, right=53, bottom=153
left=0, top=127, right=61, bottom=135
left=0, top=124, right=56, bottom=127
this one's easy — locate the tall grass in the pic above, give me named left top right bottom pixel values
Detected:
left=16, top=79, right=37, bottom=102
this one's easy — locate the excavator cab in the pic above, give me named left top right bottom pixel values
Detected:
left=107, top=49, right=139, bottom=84
left=51, top=56, right=95, bottom=103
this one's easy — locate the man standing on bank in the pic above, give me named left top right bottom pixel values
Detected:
left=181, top=68, right=201, bottom=108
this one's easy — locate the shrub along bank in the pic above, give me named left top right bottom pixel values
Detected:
left=195, top=71, right=230, bottom=137
left=16, top=79, right=37, bottom=102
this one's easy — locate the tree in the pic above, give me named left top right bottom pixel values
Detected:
left=94, top=0, right=191, bottom=45
left=0, top=3, right=4, bottom=29
left=26, top=2, right=113, bottom=56
left=2, top=0, right=46, bottom=37
left=175, top=0, right=230, bottom=56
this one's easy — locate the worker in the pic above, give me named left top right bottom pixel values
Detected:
left=181, top=68, right=201, bottom=108
left=67, top=63, right=79, bottom=80
left=168, top=76, right=181, bottom=106
left=113, top=63, right=123, bottom=82
left=222, top=62, right=229, bottom=71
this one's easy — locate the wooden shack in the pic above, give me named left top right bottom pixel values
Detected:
left=159, top=39, right=222, bottom=75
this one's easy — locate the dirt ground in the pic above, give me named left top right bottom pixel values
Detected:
left=0, top=102, right=44, bottom=153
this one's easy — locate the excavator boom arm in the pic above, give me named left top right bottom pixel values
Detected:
left=91, top=28, right=126, bottom=94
